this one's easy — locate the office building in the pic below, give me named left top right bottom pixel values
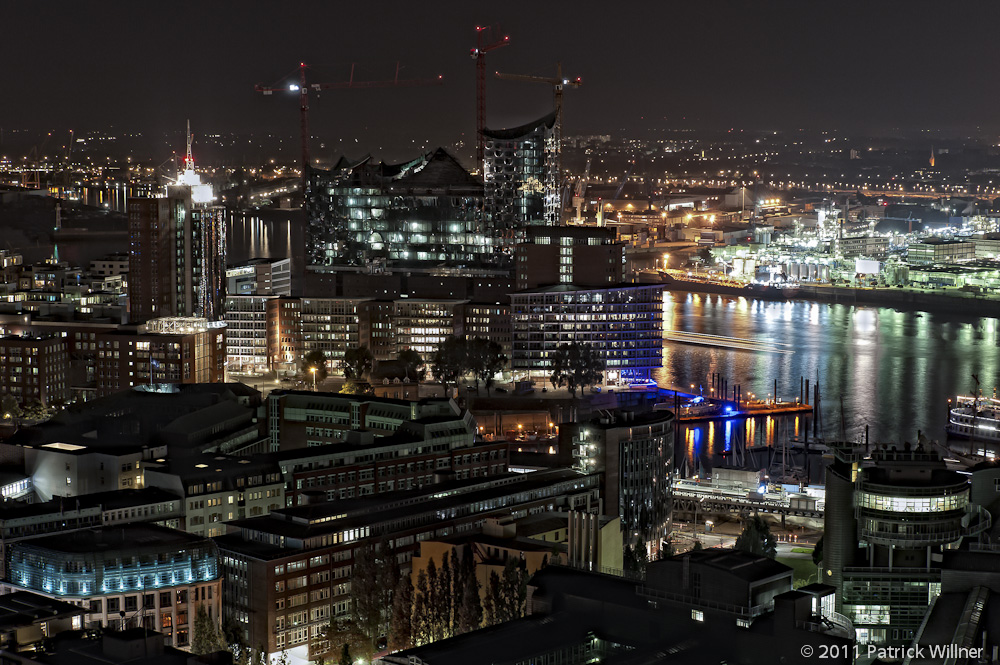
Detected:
left=907, top=238, right=975, bottom=265
left=226, top=258, right=292, bottom=296
left=264, top=390, right=474, bottom=452
left=266, top=392, right=507, bottom=505
left=510, top=284, right=664, bottom=384
left=94, top=318, right=225, bottom=396
left=127, top=189, right=226, bottom=323
left=483, top=112, right=559, bottom=229
left=823, top=441, right=990, bottom=647
left=515, top=226, right=622, bottom=290
left=0, top=335, right=69, bottom=407
left=216, top=469, right=601, bottom=663
left=223, top=295, right=273, bottom=375
left=143, top=455, right=284, bottom=539
left=566, top=410, right=673, bottom=556
left=2, top=524, right=221, bottom=649
left=306, top=148, right=503, bottom=271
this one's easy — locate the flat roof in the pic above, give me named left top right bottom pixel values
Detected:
left=15, top=523, right=212, bottom=555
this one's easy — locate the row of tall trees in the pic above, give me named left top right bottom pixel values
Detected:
left=430, top=336, right=507, bottom=396
left=389, top=547, right=529, bottom=651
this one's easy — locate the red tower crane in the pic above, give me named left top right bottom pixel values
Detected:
left=470, top=26, right=510, bottom=168
left=255, top=62, right=443, bottom=192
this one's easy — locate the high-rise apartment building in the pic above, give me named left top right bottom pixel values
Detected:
left=127, top=189, right=226, bottom=323
left=483, top=112, right=559, bottom=230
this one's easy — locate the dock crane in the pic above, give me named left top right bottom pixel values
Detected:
left=470, top=26, right=510, bottom=168
left=599, top=159, right=636, bottom=226
left=255, top=62, right=443, bottom=193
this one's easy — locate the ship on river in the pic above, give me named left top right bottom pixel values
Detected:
left=946, top=394, right=1000, bottom=445
left=655, top=271, right=800, bottom=300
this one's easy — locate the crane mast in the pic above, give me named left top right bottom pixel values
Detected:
left=470, top=26, right=510, bottom=169
left=255, top=62, right=443, bottom=194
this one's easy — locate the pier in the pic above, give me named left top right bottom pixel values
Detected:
left=677, top=399, right=814, bottom=423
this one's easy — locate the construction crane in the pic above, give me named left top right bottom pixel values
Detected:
left=572, top=156, right=591, bottom=222
left=495, top=63, right=581, bottom=221
left=255, top=62, right=443, bottom=193
left=494, top=63, right=581, bottom=160
left=470, top=26, right=510, bottom=168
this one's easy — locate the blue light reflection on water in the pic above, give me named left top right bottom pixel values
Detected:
left=656, top=291, right=1000, bottom=475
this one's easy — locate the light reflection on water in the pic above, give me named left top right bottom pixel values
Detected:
left=658, top=291, right=1000, bottom=476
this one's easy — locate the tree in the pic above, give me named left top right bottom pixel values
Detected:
left=339, top=643, right=352, bottom=665
left=20, top=400, right=50, bottom=422
left=691, top=540, right=704, bottom=551
left=498, top=558, right=527, bottom=624
left=425, top=558, right=442, bottom=641
left=222, top=616, right=250, bottom=664
left=324, top=619, right=368, bottom=665
left=1, top=394, right=22, bottom=421
left=467, top=338, right=506, bottom=394
left=376, top=538, right=399, bottom=638
left=734, top=515, right=778, bottom=559
left=397, top=349, right=426, bottom=382
left=431, top=336, right=468, bottom=397
left=457, top=572, right=482, bottom=634
left=438, top=554, right=454, bottom=639
left=191, top=604, right=224, bottom=655
left=350, top=543, right=380, bottom=653
left=300, top=349, right=329, bottom=385
left=624, top=536, right=648, bottom=576
left=448, top=548, right=463, bottom=631
left=812, top=535, right=824, bottom=566
left=343, top=345, right=374, bottom=382
left=389, top=575, right=414, bottom=651
left=483, top=570, right=501, bottom=626
left=550, top=342, right=604, bottom=398
left=339, top=380, right=374, bottom=395
left=413, top=569, right=432, bottom=645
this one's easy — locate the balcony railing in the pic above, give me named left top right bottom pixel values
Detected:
left=637, top=586, right=771, bottom=619
left=859, top=505, right=991, bottom=547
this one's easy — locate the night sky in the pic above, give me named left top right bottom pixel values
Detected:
left=4, top=1, right=1000, bottom=161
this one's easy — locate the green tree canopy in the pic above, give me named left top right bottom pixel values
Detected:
left=300, top=349, right=329, bottom=385
left=734, top=515, right=778, bottom=559
left=550, top=342, right=604, bottom=397
left=431, top=335, right=468, bottom=397
left=397, top=349, right=427, bottom=382
left=343, top=345, right=374, bottom=382
left=467, top=338, right=507, bottom=394
left=1, top=395, right=21, bottom=421
left=191, top=604, right=224, bottom=655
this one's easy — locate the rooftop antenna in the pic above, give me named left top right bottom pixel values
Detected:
left=185, top=119, right=194, bottom=170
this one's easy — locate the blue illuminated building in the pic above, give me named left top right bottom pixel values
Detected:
left=3, top=524, right=221, bottom=649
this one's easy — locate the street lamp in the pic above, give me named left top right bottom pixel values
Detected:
left=310, top=366, right=317, bottom=392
